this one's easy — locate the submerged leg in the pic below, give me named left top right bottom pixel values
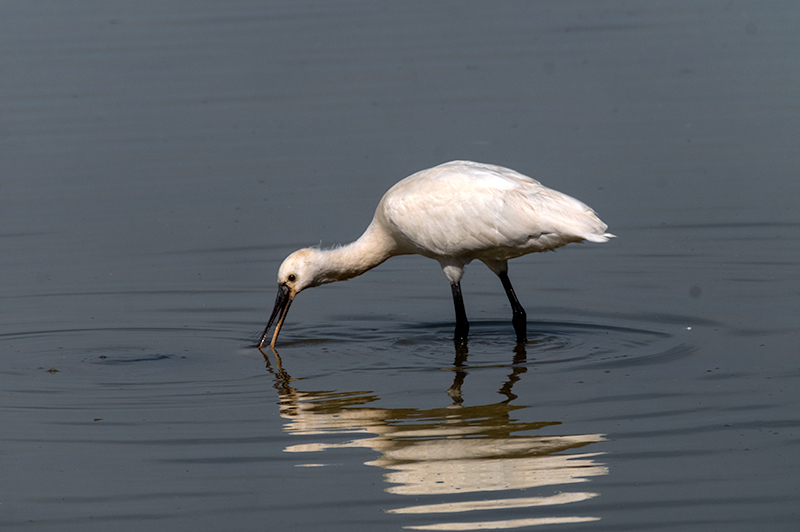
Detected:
left=498, top=271, right=527, bottom=343
left=450, top=281, right=470, bottom=343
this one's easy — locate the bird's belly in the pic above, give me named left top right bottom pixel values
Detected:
left=408, top=232, right=577, bottom=265
left=473, top=236, right=567, bottom=261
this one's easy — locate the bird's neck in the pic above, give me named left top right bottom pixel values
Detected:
left=316, top=220, right=397, bottom=284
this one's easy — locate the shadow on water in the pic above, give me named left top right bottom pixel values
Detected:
left=260, top=340, right=608, bottom=530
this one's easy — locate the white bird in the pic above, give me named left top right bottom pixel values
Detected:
left=259, top=160, right=613, bottom=348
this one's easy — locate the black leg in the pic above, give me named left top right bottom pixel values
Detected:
left=498, top=271, right=527, bottom=343
left=450, top=281, right=469, bottom=343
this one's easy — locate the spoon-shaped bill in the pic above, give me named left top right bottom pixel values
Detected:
left=258, top=283, right=294, bottom=348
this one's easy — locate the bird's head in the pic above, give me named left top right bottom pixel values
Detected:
left=276, top=247, right=327, bottom=294
left=258, top=248, right=326, bottom=349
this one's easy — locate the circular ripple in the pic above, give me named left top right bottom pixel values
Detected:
left=273, top=318, right=691, bottom=375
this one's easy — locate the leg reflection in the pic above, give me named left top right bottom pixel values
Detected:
left=447, top=341, right=469, bottom=405
left=499, top=342, right=527, bottom=402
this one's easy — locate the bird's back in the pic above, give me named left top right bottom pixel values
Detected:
left=377, top=161, right=611, bottom=262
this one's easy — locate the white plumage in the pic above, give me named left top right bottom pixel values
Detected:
left=259, top=160, right=613, bottom=348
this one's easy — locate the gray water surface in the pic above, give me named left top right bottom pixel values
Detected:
left=2, top=1, right=799, bottom=531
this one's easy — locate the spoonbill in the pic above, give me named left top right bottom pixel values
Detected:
left=259, top=160, right=613, bottom=348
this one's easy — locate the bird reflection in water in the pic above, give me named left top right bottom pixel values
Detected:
left=261, top=343, right=607, bottom=530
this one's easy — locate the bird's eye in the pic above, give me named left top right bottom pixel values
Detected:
left=287, top=274, right=297, bottom=283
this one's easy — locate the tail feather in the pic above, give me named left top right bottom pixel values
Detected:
left=583, top=232, right=615, bottom=243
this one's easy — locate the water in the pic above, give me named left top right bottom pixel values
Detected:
left=2, top=1, right=799, bottom=530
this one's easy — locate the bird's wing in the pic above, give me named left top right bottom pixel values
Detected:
left=380, top=161, right=609, bottom=260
